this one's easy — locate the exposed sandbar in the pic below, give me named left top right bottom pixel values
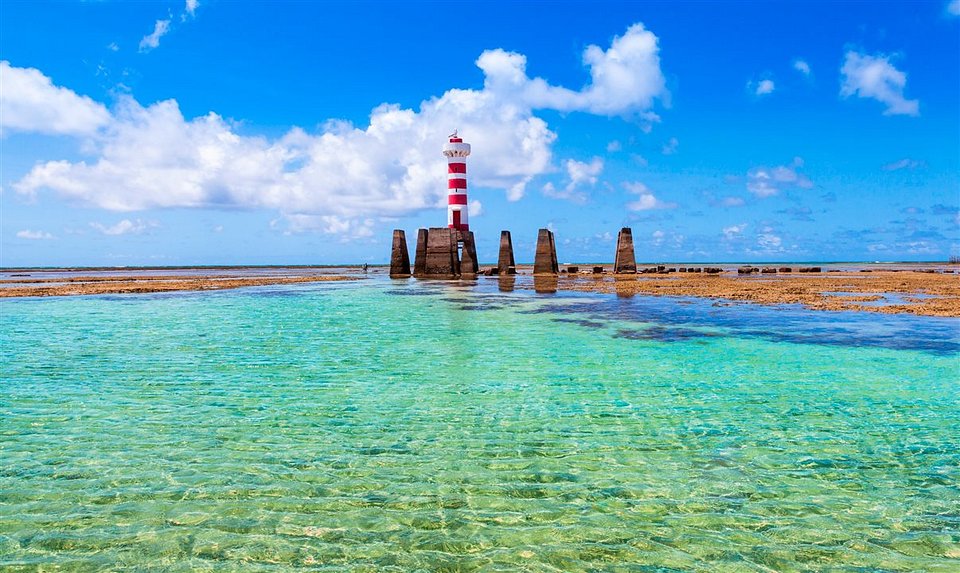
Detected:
left=0, top=274, right=358, bottom=298
left=556, top=270, right=960, bottom=317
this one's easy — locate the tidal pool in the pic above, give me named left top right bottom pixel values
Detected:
left=2, top=277, right=958, bottom=571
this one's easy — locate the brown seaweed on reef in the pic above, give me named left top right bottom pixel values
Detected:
left=554, top=270, right=960, bottom=317
left=0, top=275, right=358, bottom=298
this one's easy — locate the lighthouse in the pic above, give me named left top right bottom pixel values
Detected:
left=443, top=131, right=471, bottom=234
left=391, top=131, right=479, bottom=278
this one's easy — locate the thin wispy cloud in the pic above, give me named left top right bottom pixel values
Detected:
left=623, top=181, right=677, bottom=211
left=139, top=19, right=171, bottom=52
left=882, top=158, right=924, bottom=171
left=543, top=157, right=604, bottom=203
left=722, top=223, right=746, bottom=240
left=16, top=229, right=55, bottom=240
left=746, top=157, right=813, bottom=198
left=91, top=219, right=157, bottom=236
left=661, top=137, right=678, bottom=155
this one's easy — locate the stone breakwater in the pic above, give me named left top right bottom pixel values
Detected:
left=0, top=274, right=358, bottom=298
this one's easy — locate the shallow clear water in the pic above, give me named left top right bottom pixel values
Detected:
left=2, top=278, right=959, bottom=572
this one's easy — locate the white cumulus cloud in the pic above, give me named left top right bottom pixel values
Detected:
left=746, top=157, right=813, bottom=198
left=139, top=19, right=171, bottom=52
left=565, top=157, right=603, bottom=189
left=840, top=51, right=919, bottom=116
left=793, top=59, right=811, bottom=76
left=185, top=0, right=199, bottom=18
left=948, top=0, right=959, bottom=16
left=755, top=79, right=775, bottom=95
left=475, top=22, right=667, bottom=121
left=623, top=181, right=676, bottom=211
left=16, top=229, right=54, bottom=240
left=0, top=61, right=111, bottom=136
left=12, top=24, right=668, bottom=233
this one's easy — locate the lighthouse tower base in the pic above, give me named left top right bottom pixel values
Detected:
left=405, top=227, right=477, bottom=279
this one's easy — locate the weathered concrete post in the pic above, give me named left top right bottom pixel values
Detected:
left=498, top=231, right=516, bottom=275
left=424, top=227, right=460, bottom=279
left=413, top=228, right=429, bottom=277
left=614, top=227, right=637, bottom=274
left=550, top=231, right=559, bottom=273
left=389, top=229, right=411, bottom=277
left=533, top=228, right=559, bottom=275
left=460, top=231, right=479, bottom=277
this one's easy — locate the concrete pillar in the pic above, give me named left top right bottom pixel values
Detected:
left=534, top=228, right=559, bottom=275
left=413, top=228, right=429, bottom=277
left=424, top=227, right=460, bottom=278
left=389, top=229, right=411, bottom=277
left=460, top=231, right=479, bottom=277
left=498, top=231, right=516, bottom=275
left=614, top=227, right=637, bottom=274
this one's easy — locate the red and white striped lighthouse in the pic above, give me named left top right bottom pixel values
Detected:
left=443, top=130, right=472, bottom=232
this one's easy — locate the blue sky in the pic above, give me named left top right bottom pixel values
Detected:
left=2, top=0, right=958, bottom=266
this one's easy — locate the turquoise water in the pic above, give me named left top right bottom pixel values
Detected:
left=2, top=277, right=959, bottom=572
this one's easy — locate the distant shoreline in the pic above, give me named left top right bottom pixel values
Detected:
left=1, top=261, right=956, bottom=272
